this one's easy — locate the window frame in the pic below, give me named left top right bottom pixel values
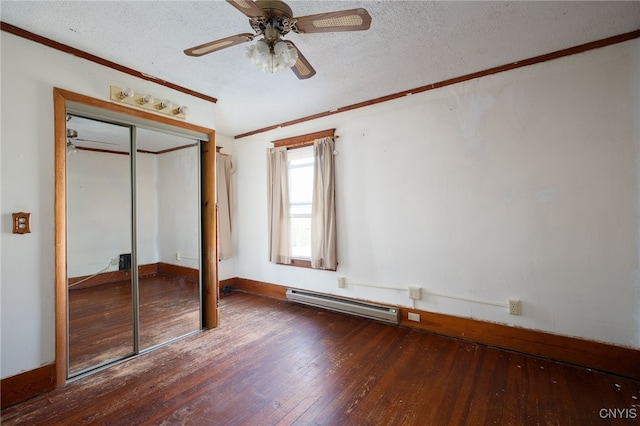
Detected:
left=271, top=128, right=336, bottom=270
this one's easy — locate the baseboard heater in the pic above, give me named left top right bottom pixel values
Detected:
left=286, top=289, right=399, bottom=324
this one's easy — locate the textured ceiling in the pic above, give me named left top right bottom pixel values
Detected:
left=2, top=1, right=639, bottom=137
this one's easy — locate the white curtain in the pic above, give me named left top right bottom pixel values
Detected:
left=216, top=154, right=234, bottom=260
left=311, top=137, right=337, bottom=270
left=267, top=147, right=291, bottom=264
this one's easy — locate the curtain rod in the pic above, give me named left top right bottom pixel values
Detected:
left=216, top=146, right=231, bottom=156
left=280, top=136, right=338, bottom=150
left=272, top=128, right=337, bottom=148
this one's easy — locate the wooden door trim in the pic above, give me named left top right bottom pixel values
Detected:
left=53, top=87, right=217, bottom=386
left=201, top=136, right=219, bottom=328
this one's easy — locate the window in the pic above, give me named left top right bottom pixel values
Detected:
left=288, top=146, right=314, bottom=259
left=267, top=128, right=337, bottom=270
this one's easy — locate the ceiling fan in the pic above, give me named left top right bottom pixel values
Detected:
left=184, top=0, right=372, bottom=79
left=67, top=129, right=119, bottom=146
left=66, top=128, right=121, bottom=154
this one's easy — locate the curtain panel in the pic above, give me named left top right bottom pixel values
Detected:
left=311, top=137, right=337, bottom=270
left=216, top=154, right=234, bottom=260
left=266, top=146, right=291, bottom=264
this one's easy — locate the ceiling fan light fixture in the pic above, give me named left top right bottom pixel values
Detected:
left=66, top=139, right=78, bottom=154
left=246, top=39, right=298, bottom=74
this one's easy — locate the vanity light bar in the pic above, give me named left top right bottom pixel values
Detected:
left=109, top=86, right=188, bottom=119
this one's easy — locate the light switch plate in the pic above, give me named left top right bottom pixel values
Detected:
left=12, top=212, right=31, bottom=234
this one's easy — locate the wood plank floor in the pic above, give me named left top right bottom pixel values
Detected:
left=2, top=291, right=639, bottom=425
left=68, top=274, right=200, bottom=374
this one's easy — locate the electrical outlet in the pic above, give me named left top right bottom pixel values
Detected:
left=118, top=253, right=131, bottom=271
left=408, top=312, right=421, bottom=322
left=508, top=299, right=522, bottom=315
left=176, top=252, right=181, bottom=261
left=408, top=286, right=422, bottom=300
left=337, top=276, right=346, bottom=288
left=110, top=257, right=118, bottom=266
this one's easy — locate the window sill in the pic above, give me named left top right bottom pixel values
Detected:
left=289, top=258, right=312, bottom=269
left=278, top=258, right=336, bottom=272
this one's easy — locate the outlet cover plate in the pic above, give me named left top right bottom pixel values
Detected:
left=508, top=299, right=522, bottom=315
left=408, top=286, right=422, bottom=300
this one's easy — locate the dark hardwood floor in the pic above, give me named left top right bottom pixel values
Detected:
left=2, top=291, right=639, bottom=425
left=68, top=274, right=200, bottom=374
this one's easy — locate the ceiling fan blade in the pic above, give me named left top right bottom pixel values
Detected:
left=294, top=8, right=372, bottom=34
left=285, top=41, right=316, bottom=80
left=184, top=33, right=255, bottom=57
left=226, top=0, right=266, bottom=19
left=75, top=138, right=119, bottom=146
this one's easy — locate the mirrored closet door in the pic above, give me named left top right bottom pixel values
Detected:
left=66, top=115, right=135, bottom=375
left=66, top=114, right=202, bottom=377
left=137, top=127, right=202, bottom=351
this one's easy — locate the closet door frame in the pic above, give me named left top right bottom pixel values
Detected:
left=54, top=87, right=218, bottom=386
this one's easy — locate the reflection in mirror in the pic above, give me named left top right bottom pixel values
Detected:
left=136, top=127, right=201, bottom=350
left=66, top=115, right=134, bottom=375
left=66, top=115, right=203, bottom=375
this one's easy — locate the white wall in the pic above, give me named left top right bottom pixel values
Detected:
left=68, top=145, right=202, bottom=276
left=157, top=146, right=200, bottom=270
left=136, top=153, right=160, bottom=266
left=67, top=150, right=137, bottom=277
left=0, top=32, right=216, bottom=379
left=235, top=39, right=640, bottom=349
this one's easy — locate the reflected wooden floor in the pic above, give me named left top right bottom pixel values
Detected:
left=68, top=274, right=200, bottom=373
left=3, top=292, right=639, bottom=425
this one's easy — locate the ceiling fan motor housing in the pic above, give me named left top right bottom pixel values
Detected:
left=251, top=0, right=297, bottom=42
left=255, top=0, right=293, bottom=18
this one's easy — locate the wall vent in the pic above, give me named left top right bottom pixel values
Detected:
left=286, top=289, right=399, bottom=324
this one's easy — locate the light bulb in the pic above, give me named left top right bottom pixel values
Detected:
left=156, top=99, right=172, bottom=110
left=139, top=94, right=154, bottom=105
left=256, top=39, right=270, bottom=55
left=66, top=140, right=77, bottom=154
left=118, top=87, right=134, bottom=100
left=273, top=41, right=287, bottom=56
left=173, top=106, right=188, bottom=115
